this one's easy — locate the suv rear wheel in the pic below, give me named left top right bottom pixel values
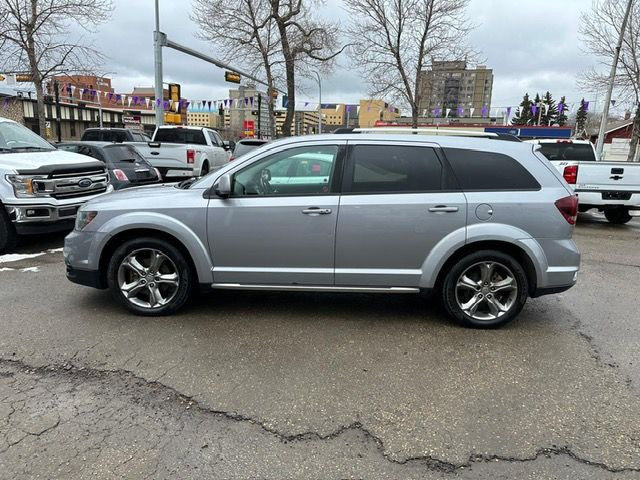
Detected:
left=604, top=207, right=632, bottom=224
left=0, top=207, right=18, bottom=254
left=442, top=250, right=529, bottom=328
left=107, top=237, right=193, bottom=316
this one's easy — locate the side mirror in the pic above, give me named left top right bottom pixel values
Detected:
left=213, top=173, right=232, bottom=198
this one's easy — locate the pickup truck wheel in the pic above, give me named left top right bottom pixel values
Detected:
left=107, top=237, right=193, bottom=316
left=0, top=208, right=18, bottom=254
left=604, top=208, right=632, bottom=224
left=442, top=250, right=528, bottom=329
left=200, top=161, right=209, bottom=176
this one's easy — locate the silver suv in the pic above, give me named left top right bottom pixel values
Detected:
left=64, top=133, right=580, bottom=328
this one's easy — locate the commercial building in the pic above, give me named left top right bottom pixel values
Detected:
left=418, top=61, right=493, bottom=118
left=358, top=100, right=400, bottom=128
left=274, top=108, right=320, bottom=136
left=228, top=85, right=273, bottom=138
left=48, top=75, right=114, bottom=103
left=320, top=103, right=359, bottom=129
left=187, top=111, right=222, bottom=128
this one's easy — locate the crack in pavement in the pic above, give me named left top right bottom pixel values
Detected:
left=1, top=356, right=638, bottom=476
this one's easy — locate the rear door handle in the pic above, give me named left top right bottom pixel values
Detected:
left=428, top=205, right=459, bottom=213
left=302, top=207, right=332, bottom=215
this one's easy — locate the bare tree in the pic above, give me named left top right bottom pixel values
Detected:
left=192, top=0, right=282, bottom=138
left=0, top=0, right=112, bottom=136
left=580, top=0, right=640, bottom=162
left=344, top=0, right=475, bottom=128
left=269, top=0, right=345, bottom=136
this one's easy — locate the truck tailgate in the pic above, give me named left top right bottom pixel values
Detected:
left=129, top=142, right=188, bottom=169
left=577, top=162, right=640, bottom=193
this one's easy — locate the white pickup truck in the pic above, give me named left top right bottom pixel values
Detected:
left=131, top=126, right=229, bottom=179
left=527, top=139, right=640, bottom=224
left=0, top=117, right=111, bottom=253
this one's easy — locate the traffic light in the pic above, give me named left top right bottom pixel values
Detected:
left=168, top=83, right=181, bottom=113
left=225, top=71, right=241, bottom=84
left=15, top=74, right=33, bottom=82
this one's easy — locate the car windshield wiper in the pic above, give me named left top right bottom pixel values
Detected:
left=176, top=178, right=197, bottom=189
left=8, top=146, right=54, bottom=151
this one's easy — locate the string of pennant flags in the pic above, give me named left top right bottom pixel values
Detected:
left=423, top=100, right=604, bottom=120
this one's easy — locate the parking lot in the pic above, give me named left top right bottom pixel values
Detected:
left=0, top=213, right=639, bottom=479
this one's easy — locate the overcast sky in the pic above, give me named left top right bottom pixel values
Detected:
left=78, top=0, right=610, bottom=113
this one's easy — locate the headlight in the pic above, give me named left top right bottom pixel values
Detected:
left=75, top=210, right=97, bottom=230
left=5, top=174, right=46, bottom=198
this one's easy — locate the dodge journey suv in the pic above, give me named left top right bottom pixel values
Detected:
left=64, top=132, right=580, bottom=328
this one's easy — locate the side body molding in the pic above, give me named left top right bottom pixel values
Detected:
left=419, top=223, right=546, bottom=289
left=96, top=212, right=213, bottom=284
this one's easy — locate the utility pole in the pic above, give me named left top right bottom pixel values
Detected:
left=153, top=0, right=164, bottom=127
left=257, top=93, right=262, bottom=138
left=314, top=72, right=322, bottom=134
left=596, top=0, right=634, bottom=160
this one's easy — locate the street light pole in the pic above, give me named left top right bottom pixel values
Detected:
left=595, top=0, right=634, bottom=160
left=314, top=72, right=322, bottom=134
left=153, top=0, right=164, bottom=127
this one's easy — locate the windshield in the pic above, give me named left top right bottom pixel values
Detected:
left=0, top=121, right=54, bottom=152
left=538, top=142, right=596, bottom=162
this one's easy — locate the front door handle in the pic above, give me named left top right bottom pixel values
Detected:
left=302, top=207, right=332, bottom=215
left=428, top=205, right=459, bottom=213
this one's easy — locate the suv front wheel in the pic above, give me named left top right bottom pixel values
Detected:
left=107, top=237, right=193, bottom=316
left=442, top=250, right=529, bottom=328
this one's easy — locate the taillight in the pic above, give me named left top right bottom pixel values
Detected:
left=186, top=149, right=195, bottom=164
left=563, top=165, right=578, bottom=184
left=113, top=169, right=128, bottom=182
left=555, top=195, right=578, bottom=225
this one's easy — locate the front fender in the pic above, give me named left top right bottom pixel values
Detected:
left=419, top=223, right=546, bottom=289
left=95, top=211, right=213, bottom=284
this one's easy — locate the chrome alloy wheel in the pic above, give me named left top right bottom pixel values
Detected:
left=454, top=261, right=518, bottom=321
left=117, top=248, right=180, bottom=309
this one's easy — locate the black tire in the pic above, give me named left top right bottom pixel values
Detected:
left=604, top=208, right=632, bottom=224
left=0, top=207, right=18, bottom=254
left=200, top=161, right=210, bottom=176
left=107, top=237, right=193, bottom=316
left=441, top=250, right=529, bottom=328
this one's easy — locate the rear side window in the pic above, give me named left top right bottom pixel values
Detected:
left=154, top=128, right=207, bottom=145
left=345, top=145, right=443, bottom=193
left=444, top=148, right=540, bottom=191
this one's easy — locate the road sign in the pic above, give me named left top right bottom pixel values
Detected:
left=225, top=71, right=241, bottom=84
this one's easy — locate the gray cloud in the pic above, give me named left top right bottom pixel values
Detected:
left=79, top=0, right=600, bottom=111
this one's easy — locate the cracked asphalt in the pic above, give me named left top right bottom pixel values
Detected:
left=0, top=212, right=639, bottom=479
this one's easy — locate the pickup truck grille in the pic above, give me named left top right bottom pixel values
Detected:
left=33, top=167, right=109, bottom=199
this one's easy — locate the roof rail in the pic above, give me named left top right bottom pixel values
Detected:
left=333, top=127, right=522, bottom=142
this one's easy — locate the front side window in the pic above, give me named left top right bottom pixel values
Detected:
left=345, top=145, right=443, bottom=193
left=233, top=145, right=339, bottom=196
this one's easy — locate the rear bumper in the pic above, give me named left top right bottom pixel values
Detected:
left=66, top=264, right=106, bottom=289
left=575, top=190, right=640, bottom=209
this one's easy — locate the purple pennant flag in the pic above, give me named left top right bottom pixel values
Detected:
left=91, top=89, right=97, bottom=97
left=611, top=100, right=616, bottom=107
left=583, top=101, right=589, bottom=112
left=346, top=105, right=351, bottom=114
left=107, top=92, right=114, bottom=102
left=207, top=101, right=212, bottom=111
left=481, top=105, right=488, bottom=117
left=223, top=99, right=228, bottom=107
left=133, top=95, right=139, bottom=105
left=558, top=102, right=564, bottom=114
left=115, top=94, right=122, bottom=104
left=66, top=85, right=72, bottom=94
left=163, top=100, right=169, bottom=110
left=506, top=106, right=512, bottom=118
left=304, top=101, right=309, bottom=107
left=531, top=104, right=537, bottom=115
left=156, top=98, right=161, bottom=107
left=250, top=97, right=254, bottom=106
left=457, top=106, right=464, bottom=117
left=244, top=97, right=249, bottom=106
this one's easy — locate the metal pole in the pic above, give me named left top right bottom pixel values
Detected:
left=314, top=72, right=322, bottom=133
left=596, top=0, right=634, bottom=160
left=54, top=80, right=62, bottom=142
left=153, top=0, right=164, bottom=127
left=257, top=93, right=262, bottom=138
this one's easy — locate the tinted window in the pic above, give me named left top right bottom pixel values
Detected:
left=538, top=143, right=596, bottom=161
left=154, top=128, right=206, bottom=145
left=58, top=144, right=104, bottom=162
left=444, top=148, right=540, bottom=190
left=206, top=130, right=219, bottom=146
left=346, top=145, right=442, bottom=193
left=81, top=130, right=100, bottom=141
left=102, top=145, right=145, bottom=166
left=233, top=145, right=338, bottom=196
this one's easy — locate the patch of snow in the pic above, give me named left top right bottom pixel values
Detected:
left=48, top=248, right=64, bottom=253
left=0, top=252, right=46, bottom=263
left=20, top=267, right=40, bottom=273
left=0, top=267, right=15, bottom=272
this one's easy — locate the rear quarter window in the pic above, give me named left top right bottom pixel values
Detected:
left=444, top=148, right=540, bottom=191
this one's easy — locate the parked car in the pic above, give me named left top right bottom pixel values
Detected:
left=0, top=117, right=111, bottom=253
left=526, top=138, right=640, bottom=224
left=130, top=126, right=229, bottom=179
left=81, top=128, right=151, bottom=143
left=64, top=132, right=580, bottom=328
left=230, top=138, right=269, bottom=161
left=57, top=142, right=162, bottom=190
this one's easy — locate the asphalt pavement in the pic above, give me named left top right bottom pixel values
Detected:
left=0, top=212, right=639, bottom=479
